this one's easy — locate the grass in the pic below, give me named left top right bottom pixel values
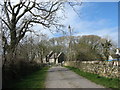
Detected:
left=10, top=66, right=49, bottom=88
left=65, top=66, right=120, bottom=89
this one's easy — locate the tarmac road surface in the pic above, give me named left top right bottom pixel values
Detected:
left=45, top=66, right=105, bottom=88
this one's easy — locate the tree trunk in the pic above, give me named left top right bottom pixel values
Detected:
left=40, top=55, right=43, bottom=63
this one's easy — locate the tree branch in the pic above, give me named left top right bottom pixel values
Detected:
left=8, top=1, right=13, bottom=11
left=14, top=1, right=25, bottom=16
left=16, top=1, right=35, bottom=23
left=17, top=23, right=29, bottom=43
left=4, top=2, right=11, bottom=24
left=29, top=20, right=50, bottom=28
left=2, top=31, right=9, bottom=50
left=1, top=18, right=11, bottom=30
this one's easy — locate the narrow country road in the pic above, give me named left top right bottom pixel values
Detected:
left=45, top=66, right=105, bottom=88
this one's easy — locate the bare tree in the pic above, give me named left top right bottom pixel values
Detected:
left=0, top=0, right=64, bottom=67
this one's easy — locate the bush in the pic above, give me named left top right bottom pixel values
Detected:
left=2, top=57, right=44, bottom=88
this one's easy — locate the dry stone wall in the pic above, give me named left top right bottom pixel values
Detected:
left=64, top=61, right=120, bottom=78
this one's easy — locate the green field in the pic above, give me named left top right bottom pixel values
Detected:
left=65, top=66, right=119, bottom=89
left=10, top=67, right=49, bottom=88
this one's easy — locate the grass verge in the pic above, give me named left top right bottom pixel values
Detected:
left=65, top=66, right=119, bottom=89
left=10, top=66, right=49, bottom=88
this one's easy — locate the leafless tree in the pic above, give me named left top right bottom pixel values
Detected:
left=0, top=0, right=65, bottom=67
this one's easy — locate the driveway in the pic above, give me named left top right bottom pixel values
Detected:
left=45, top=66, right=105, bottom=88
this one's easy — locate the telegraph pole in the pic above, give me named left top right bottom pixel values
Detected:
left=68, top=25, right=72, bottom=61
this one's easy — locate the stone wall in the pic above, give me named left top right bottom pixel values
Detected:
left=64, top=61, right=120, bottom=78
